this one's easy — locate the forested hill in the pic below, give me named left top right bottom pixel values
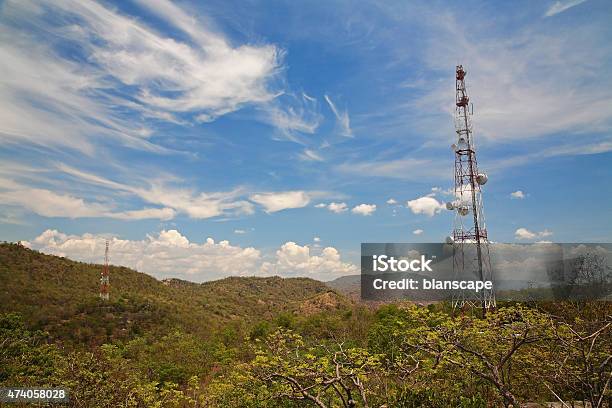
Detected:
left=0, top=242, right=337, bottom=346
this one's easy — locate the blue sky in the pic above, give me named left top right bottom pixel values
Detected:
left=1, top=0, right=611, bottom=281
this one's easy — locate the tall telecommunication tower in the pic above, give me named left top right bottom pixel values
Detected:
left=100, top=240, right=110, bottom=301
left=446, top=65, right=495, bottom=314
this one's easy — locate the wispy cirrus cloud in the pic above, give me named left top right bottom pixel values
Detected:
left=263, top=93, right=322, bottom=144
left=0, top=161, right=253, bottom=220
left=58, top=163, right=255, bottom=219
left=544, top=0, right=588, bottom=17
left=0, top=182, right=176, bottom=220
left=324, top=94, right=353, bottom=137
left=0, top=0, right=282, bottom=153
left=335, top=158, right=447, bottom=181
left=414, top=6, right=612, bottom=147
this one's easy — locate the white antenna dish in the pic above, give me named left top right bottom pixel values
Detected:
left=445, top=236, right=454, bottom=244
left=476, top=173, right=488, bottom=185
left=445, top=202, right=454, bottom=210
left=458, top=206, right=469, bottom=216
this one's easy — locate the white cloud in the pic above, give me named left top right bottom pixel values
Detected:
left=0, top=184, right=175, bottom=220
left=55, top=164, right=254, bottom=219
left=326, top=202, right=349, bottom=213
left=515, top=228, right=553, bottom=240
left=264, top=94, right=322, bottom=142
left=300, top=149, right=324, bottom=161
left=134, top=184, right=254, bottom=219
left=544, top=0, right=588, bottom=17
left=111, top=207, right=176, bottom=221
left=403, top=4, right=612, bottom=156
left=336, top=158, right=447, bottom=181
left=351, top=203, right=376, bottom=216
left=0, top=0, right=281, bottom=152
left=28, top=229, right=261, bottom=281
left=324, top=94, right=352, bottom=137
left=249, top=191, right=311, bottom=213
left=510, top=190, right=526, bottom=199
left=234, top=229, right=247, bottom=234
left=406, top=196, right=444, bottom=217
left=539, top=229, right=553, bottom=237
left=386, top=198, right=398, bottom=205
left=515, top=228, right=537, bottom=240
left=313, top=236, right=321, bottom=242
left=260, top=242, right=357, bottom=281
left=0, top=188, right=108, bottom=219
left=413, top=229, right=424, bottom=235
left=27, top=229, right=357, bottom=281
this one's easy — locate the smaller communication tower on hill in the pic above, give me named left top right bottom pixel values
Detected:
left=99, top=240, right=110, bottom=301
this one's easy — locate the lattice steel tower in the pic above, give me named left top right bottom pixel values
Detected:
left=447, top=65, right=495, bottom=314
left=100, top=240, right=110, bottom=301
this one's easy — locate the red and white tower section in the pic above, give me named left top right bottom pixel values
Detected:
left=100, top=240, right=110, bottom=301
left=446, top=65, right=496, bottom=313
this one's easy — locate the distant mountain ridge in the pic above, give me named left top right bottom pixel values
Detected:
left=0, top=243, right=339, bottom=345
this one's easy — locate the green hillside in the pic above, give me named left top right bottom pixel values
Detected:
left=1, top=242, right=609, bottom=407
left=0, top=242, right=334, bottom=346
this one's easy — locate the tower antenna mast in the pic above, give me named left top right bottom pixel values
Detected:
left=447, top=65, right=495, bottom=315
left=100, top=240, right=110, bottom=301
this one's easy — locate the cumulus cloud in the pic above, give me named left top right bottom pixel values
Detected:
left=386, top=198, right=398, bottom=205
left=29, top=229, right=261, bottom=281
left=351, top=203, right=376, bottom=216
left=406, top=196, right=444, bottom=217
left=328, top=202, right=348, bottom=213
left=249, top=191, right=311, bottom=213
left=515, top=228, right=536, bottom=240
left=260, top=242, right=357, bottom=281
left=510, top=190, right=526, bottom=199
left=27, top=229, right=357, bottom=282
left=413, top=229, right=424, bottom=235
left=515, top=228, right=553, bottom=240
left=316, top=202, right=348, bottom=213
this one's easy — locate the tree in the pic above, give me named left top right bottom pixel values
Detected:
left=368, top=305, right=554, bottom=407
left=251, top=329, right=382, bottom=408
left=546, top=318, right=611, bottom=407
